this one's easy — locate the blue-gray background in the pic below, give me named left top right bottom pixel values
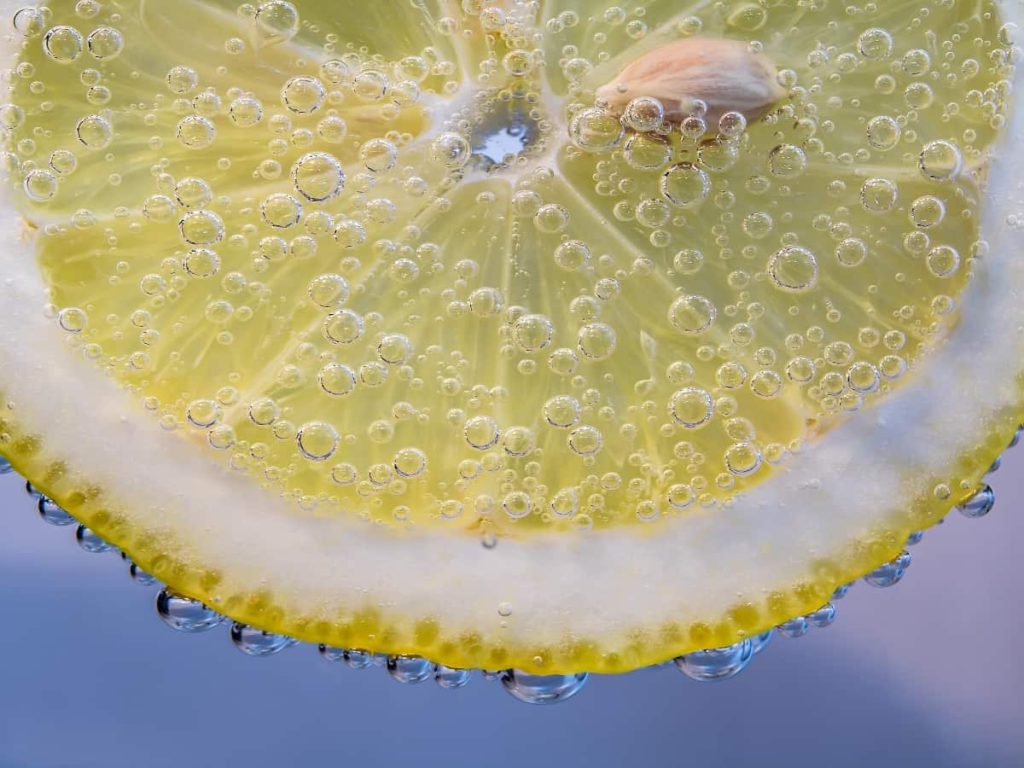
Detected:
left=1, top=451, right=1021, bottom=768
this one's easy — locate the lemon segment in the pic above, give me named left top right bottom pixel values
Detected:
left=1, top=0, right=1023, bottom=674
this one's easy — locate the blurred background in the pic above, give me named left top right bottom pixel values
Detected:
left=0, top=450, right=1021, bottom=768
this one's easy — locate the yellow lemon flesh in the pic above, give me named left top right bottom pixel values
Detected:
left=0, top=0, right=1022, bottom=673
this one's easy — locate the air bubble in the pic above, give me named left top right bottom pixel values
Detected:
left=918, top=140, right=963, bottom=182
left=569, top=107, right=624, bottom=152
left=768, top=246, right=818, bottom=292
left=43, top=26, right=84, bottom=63
left=292, top=152, right=345, bottom=202
left=297, top=421, right=339, bottom=461
left=75, top=114, right=112, bottom=149
left=668, top=294, right=717, bottom=334
left=660, top=162, right=711, bottom=207
left=86, top=26, right=123, bottom=59
left=669, top=388, right=714, bottom=428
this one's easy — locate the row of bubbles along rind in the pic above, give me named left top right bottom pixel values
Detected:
left=0, top=428, right=1011, bottom=704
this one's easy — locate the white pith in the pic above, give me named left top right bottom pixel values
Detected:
left=1, top=0, right=1023, bottom=660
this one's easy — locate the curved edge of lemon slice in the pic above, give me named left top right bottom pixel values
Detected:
left=1, top=2, right=1023, bottom=674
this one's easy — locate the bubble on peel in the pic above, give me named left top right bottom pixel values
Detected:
left=318, top=363, right=356, bottom=397
left=86, top=26, right=123, bottom=59
left=918, top=140, right=963, bottom=181
left=291, top=152, right=345, bottom=202
left=669, top=294, right=716, bottom=334
left=352, top=70, right=388, bottom=101
left=503, top=426, right=536, bottom=457
left=176, top=115, right=216, bottom=149
left=282, top=76, right=325, bottom=114
left=568, top=425, right=603, bottom=456
left=661, top=162, right=711, bottom=207
left=75, top=114, right=112, bottom=149
left=44, top=25, right=84, bottom=62
left=669, top=388, right=714, bottom=428
left=297, top=421, right=339, bottom=461
left=768, top=246, right=818, bottom=292
left=255, top=1, right=300, bottom=44
left=569, top=107, right=624, bottom=152
left=910, top=196, right=946, bottom=229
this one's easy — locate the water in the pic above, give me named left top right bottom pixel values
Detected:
left=499, top=670, right=590, bottom=704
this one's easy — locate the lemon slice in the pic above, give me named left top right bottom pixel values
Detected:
left=1, top=0, right=1022, bottom=675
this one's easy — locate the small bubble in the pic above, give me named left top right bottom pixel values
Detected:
left=835, top=238, right=868, bottom=267
left=307, top=273, right=349, bottom=307
left=360, top=138, right=398, bottom=173
left=866, top=116, right=901, bottom=151
left=187, top=399, right=222, bottom=428
left=857, top=27, right=893, bottom=60
left=179, top=210, right=225, bottom=245
left=323, top=309, right=365, bottom=344
left=577, top=322, right=617, bottom=360
left=767, top=144, right=807, bottom=177
left=465, top=415, right=501, bottom=450
left=430, top=132, right=472, bottom=170
left=514, top=314, right=554, bottom=352
left=352, top=70, right=389, bottom=101
left=75, top=114, right=112, bottom=149
left=622, top=96, right=664, bottom=132
left=260, top=193, right=303, bottom=228
left=767, top=246, right=818, bottom=292
left=57, top=307, right=88, bottom=333
left=183, top=248, right=221, bottom=278
left=43, top=26, right=84, bottom=63
left=669, top=388, right=714, bottom=428
left=544, top=395, right=581, bottom=428
left=86, top=26, right=123, bottom=59
left=254, top=1, right=300, bottom=44
left=926, top=245, right=960, bottom=278
left=23, top=169, right=57, bottom=202
left=569, top=107, right=624, bottom=152
left=910, top=196, right=946, bottom=229
left=918, top=140, right=963, bottom=182
left=725, top=442, right=762, bottom=476
left=553, top=240, right=591, bottom=271
left=394, top=447, right=427, bottom=478
left=174, top=177, right=213, bottom=209
left=297, top=421, right=339, bottom=461
left=860, top=178, right=898, bottom=212
left=248, top=397, right=280, bottom=426
left=568, top=425, right=603, bottom=456
left=229, top=96, right=264, bottom=127
left=282, top=76, right=325, bottom=114
left=166, top=65, right=199, bottom=95
left=292, top=151, right=345, bottom=202
left=669, top=294, right=716, bottom=334
left=176, top=115, right=216, bottom=149
left=318, top=363, right=357, bottom=397
left=661, top=162, right=711, bottom=207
